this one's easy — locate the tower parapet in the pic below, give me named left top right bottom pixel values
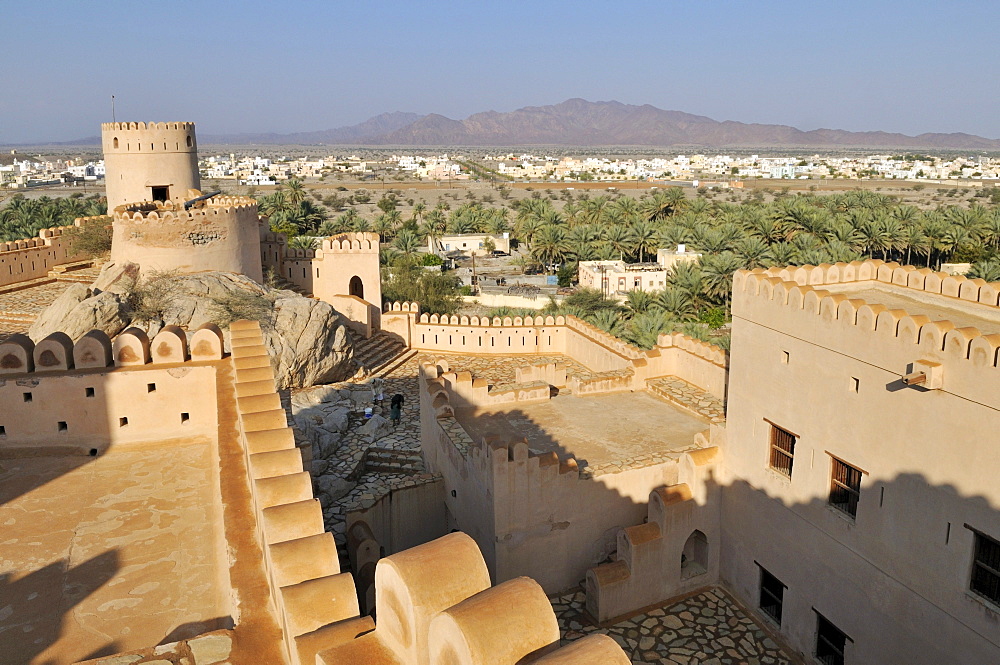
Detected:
left=102, top=121, right=200, bottom=210
left=110, top=195, right=263, bottom=282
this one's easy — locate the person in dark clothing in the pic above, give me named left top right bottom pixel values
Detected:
left=389, top=393, right=404, bottom=427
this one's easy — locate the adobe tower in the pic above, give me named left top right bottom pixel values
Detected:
left=102, top=121, right=200, bottom=210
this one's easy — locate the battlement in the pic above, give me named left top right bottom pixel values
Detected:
left=101, top=122, right=197, bottom=154
left=319, top=232, right=380, bottom=253
left=0, top=324, right=224, bottom=375
left=113, top=195, right=258, bottom=223
left=383, top=300, right=420, bottom=313
left=110, top=194, right=263, bottom=281
left=741, top=259, right=1000, bottom=308
left=735, top=262, right=1000, bottom=373
left=102, top=121, right=196, bottom=132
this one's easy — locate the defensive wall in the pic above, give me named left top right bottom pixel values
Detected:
left=0, top=220, right=94, bottom=288
left=262, top=231, right=383, bottom=336
left=225, top=318, right=629, bottom=665
left=383, top=301, right=728, bottom=400
left=0, top=325, right=224, bottom=453
left=102, top=121, right=200, bottom=210
left=111, top=196, right=264, bottom=283
left=725, top=258, right=1000, bottom=663
left=418, top=358, right=726, bottom=594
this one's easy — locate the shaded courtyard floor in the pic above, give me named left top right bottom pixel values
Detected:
left=553, top=586, right=794, bottom=665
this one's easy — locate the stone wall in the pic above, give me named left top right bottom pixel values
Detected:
left=0, top=325, right=224, bottom=452
left=0, top=221, right=91, bottom=288
left=420, top=361, right=692, bottom=593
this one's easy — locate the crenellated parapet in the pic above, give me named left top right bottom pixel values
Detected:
left=102, top=121, right=196, bottom=133
left=383, top=300, right=420, bottom=313
left=0, top=218, right=96, bottom=288
left=740, top=258, right=1000, bottom=307
left=319, top=232, right=380, bottom=254
left=0, top=324, right=224, bottom=375
left=110, top=195, right=263, bottom=282
left=734, top=261, right=1000, bottom=383
left=656, top=332, right=728, bottom=368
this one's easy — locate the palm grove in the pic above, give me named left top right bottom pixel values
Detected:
left=5, top=181, right=1000, bottom=350
left=252, top=180, right=1000, bottom=349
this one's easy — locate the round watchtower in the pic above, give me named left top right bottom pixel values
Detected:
left=102, top=122, right=200, bottom=211
left=111, top=195, right=263, bottom=283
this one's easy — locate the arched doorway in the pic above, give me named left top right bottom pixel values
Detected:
left=349, top=276, right=364, bottom=299
left=681, top=529, right=708, bottom=579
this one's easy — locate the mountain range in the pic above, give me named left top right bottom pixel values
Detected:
left=43, top=99, right=1000, bottom=149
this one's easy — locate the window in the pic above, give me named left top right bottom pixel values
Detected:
left=971, top=530, right=1000, bottom=605
left=181, top=412, right=190, bottom=424
left=57, top=421, right=67, bottom=432
left=758, top=567, right=785, bottom=624
left=151, top=186, right=169, bottom=201
left=147, top=383, right=156, bottom=393
left=815, top=613, right=848, bottom=665
left=769, top=424, right=796, bottom=477
left=22, top=392, right=32, bottom=403
left=119, top=417, right=129, bottom=428
left=829, top=458, right=862, bottom=518
left=0, top=425, right=6, bottom=438
left=85, top=387, right=95, bottom=398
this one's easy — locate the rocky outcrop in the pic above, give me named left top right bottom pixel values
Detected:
left=28, top=262, right=355, bottom=389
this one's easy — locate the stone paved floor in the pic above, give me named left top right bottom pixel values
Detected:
left=647, top=377, right=726, bottom=424
left=552, top=587, right=792, bottom=665
left=0, top=280, right=77, bottom=317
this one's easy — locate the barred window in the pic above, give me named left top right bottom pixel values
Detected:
left=815, top=613, right=848, bottom=665
left=758, top=567, right=785, bottom=625
left=769, top=424, right=796, bottom=477
left=971, top=530, right=1000, bottom=605
left=829, top=458, right=862, bottom=518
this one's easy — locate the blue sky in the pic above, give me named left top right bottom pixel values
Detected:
left=3, top=0, right=998, bottom=143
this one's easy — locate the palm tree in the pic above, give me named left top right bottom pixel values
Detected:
left=700, top=252, right=744, bottom=310
left=601, top=224, right=633, bottom=260
left=624, top=289, right=655, bottom=315
left=287, top=235, right=319, bottom=251
left=656, top=287, right=696, bottom=320
left=628, top=219, right=659, bottom=263
left=394, top=229, right=421, bottom=256
left=531, top=225, right=571, bottom=268
left=285, top=179, right=307, bottom=206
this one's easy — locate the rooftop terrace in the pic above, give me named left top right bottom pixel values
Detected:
left=825, top=281, right=1000, bottom=336
left=0, top=437, right=230, bottom=664
left=456, top=391, right=708, bottom=471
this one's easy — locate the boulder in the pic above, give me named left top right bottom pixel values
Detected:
left=310, top=459, right=330, bottom=476
left=316, top=475, right=356, bottom=502
left=358, top=414, right=392, bottom=442
left=321, top=407, right=351, bottom=433
left=27, top=262, right=355, bottom=389
left=292, top=384, right=349, bottom=412
left=29, top=284, right=129, bottom=341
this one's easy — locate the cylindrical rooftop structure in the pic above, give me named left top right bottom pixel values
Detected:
left=102, top=122, right=200, bottom=211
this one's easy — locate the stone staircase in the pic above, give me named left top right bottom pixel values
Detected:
left=646, top=376, right=726, bottom=424
left=349, top=329, right=413, bottom=378
left=362, top=447, right=424, bottom=475
left=50, top=261, right=100, bottom=283
left=271, top=276, right=310, bottom=297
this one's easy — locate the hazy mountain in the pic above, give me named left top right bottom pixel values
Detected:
left=200, top=112, right=424, bottom=145
left=18, top=101, right=1000, bottom=149
left=365, top=99, right=1000, bottom=149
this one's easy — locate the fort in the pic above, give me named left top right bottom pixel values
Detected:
left=0, top=121, right=998, bottom=665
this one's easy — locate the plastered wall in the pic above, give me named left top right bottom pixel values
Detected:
left=0, top=222, right=91, bottom=288
left=420, top=362, right=685, bottom=593
left=721, top=261, right=1000, bottom=664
